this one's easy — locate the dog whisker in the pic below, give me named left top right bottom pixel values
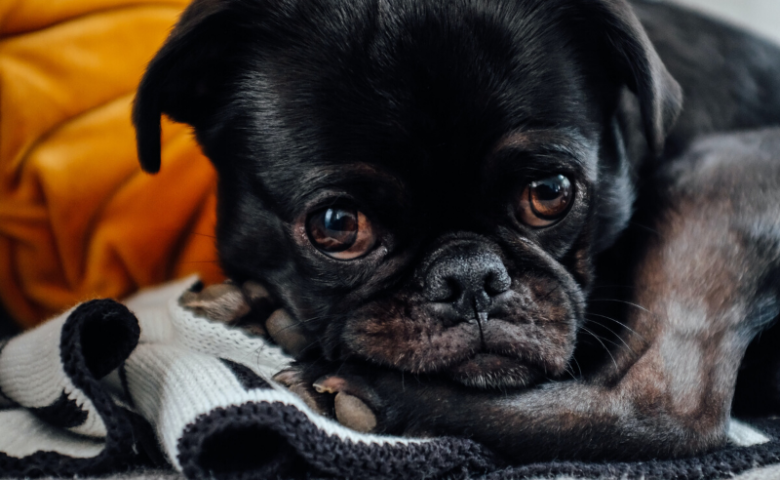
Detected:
left=584, top=319, right=638, bottom=357
left=578, top=325, right=619, bottom=372
left=585, top=312, right=649, bottom=344
left=569, top=355, right=583, bottom=378
left=589, top=285, right=638, bottom=290
left=588, top=298, right=652, bottom=314
left=629, top=221, right=664, bottom=238
left=268, top=313, right=347, bottom=336
left=562, top=364, right=578, bottom=381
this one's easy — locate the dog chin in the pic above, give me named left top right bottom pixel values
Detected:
left=446, top=354, right=543, bottom=390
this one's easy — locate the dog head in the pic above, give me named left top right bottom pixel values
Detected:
left=134, top=0, right=681, bottom=389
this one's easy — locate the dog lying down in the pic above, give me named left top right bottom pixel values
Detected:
left=175, top=129, right=780, bottom=457
left=135, top=0, right=780, bottom=463
left=179, top=128, right=780, bottom=460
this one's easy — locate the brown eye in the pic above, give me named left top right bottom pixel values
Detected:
left=517, top=175, right=573, bottom=227
left=306, top=207, right=376, bottom=260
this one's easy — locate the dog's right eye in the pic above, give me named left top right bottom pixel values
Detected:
left=306, top=207, right=376, bottom=260
left=516, top=174, right=573, bottom=228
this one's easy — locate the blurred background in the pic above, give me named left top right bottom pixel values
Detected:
left=675, top=0, right=780, bottom=44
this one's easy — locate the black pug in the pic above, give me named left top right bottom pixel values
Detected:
left=133, top=0, right=780, bottom=461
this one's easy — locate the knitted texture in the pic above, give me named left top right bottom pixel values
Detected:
left=0, top=277, right=779, bottom=480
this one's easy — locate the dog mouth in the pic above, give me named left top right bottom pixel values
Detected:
left=439, top=312, right=549, bottom=389
left=341, top=310, right=574, bottom=390
left=446, top=352, right=544, bottom=389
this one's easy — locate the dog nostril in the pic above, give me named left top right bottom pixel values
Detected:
left=424, top=251, right=511, bottom=309
left=443, top=278, right=462, bottom=303
left=426, top=276, right=462, bottom=303
left=484, top=270, right=511, bottom=296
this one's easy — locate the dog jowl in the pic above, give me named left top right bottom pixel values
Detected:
left=133, top=0, right=681, bottom=389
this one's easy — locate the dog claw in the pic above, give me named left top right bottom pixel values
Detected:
left=273, top=369, right=329, bottom=416
left=313, top=376, right=347, bottom=394
left=290, top=383, right=329, bottom=416
left=180, top=283, right=251, bottom=324
left=241, top=323, right=267, bottom=337
left=273, top=368, right=301, bottom=388
left=311, top=375, right=378, bottom=432
left=334, top=392, right=377, bottom=433
left=266, top=309, right=310, bottom=355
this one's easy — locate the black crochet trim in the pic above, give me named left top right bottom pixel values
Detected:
left=29, top=390, right=89, bottom=429
left=118, top=363, right=137, bottom=409
left=77, top=300, right=141, bottom=379
left=176, top=399, right=780, bottom=480
left=177, top=401, right=499, bottom=480
left=219, top=359, right=271, bottom=390
left=124, top=408, right=172, bottom=469
left=480, top=418, right=780, bottom=480
left=0, top=299, right=142, bottom=477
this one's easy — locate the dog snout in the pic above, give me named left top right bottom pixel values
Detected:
left=424, top=249, right=511, bottom=321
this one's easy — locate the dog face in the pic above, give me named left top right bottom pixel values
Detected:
left=134, top=0, right=681, bottom=389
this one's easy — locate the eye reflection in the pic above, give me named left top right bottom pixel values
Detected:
left=306, top=207, right=376, bottom=259
left=517, top=175, right=573, bottom=227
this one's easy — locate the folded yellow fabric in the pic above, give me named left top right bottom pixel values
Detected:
left=0, top=0, right=224, bottom=328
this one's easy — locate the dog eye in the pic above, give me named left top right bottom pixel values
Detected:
left=517, top=175, right=573, bottom=227
left=306, top=207, right=376, bottom=260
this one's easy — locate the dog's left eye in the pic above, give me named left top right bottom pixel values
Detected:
left=306, top=207, right=376, bottom=260
left=516, top=174, right=573, bottom=227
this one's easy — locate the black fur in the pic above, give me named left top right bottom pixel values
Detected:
left=133, top=0, right=780, bottom=460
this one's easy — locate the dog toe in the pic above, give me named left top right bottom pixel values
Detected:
left=334, top=391, right=377, bottom=433
left=266, top=309, right=311, bottom=355
left=274, top=368, right=330, bottom=416
left=311, top=374, right=381, bottom=433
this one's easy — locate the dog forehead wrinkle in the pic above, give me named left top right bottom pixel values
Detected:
left=294, top=163, right=406, bottom=199
left=493, top=128, right=591, bottom=156
left=490, top=128, right=599, bottom=180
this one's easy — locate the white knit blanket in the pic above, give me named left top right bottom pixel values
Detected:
left=0, top=278, right=778, bottom=480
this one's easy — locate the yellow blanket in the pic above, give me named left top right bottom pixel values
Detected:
left=0, top=0, right=224, bottom=328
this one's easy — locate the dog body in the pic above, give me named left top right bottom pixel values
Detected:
left=134, top=0, right=780, bottom=461
left=296, top=127, right=780, bottom=461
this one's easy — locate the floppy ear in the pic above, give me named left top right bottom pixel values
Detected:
left=133, top=0, right=236, bottom=173
left=586, top=0, right=683, bottom=156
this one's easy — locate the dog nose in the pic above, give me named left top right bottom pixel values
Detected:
left=424, top=250, right=511, bottom=319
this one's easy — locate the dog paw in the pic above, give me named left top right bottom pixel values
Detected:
left=234, top=281, right=313, bottom=355
left=273, top=364, right=385, bottom=434
left=273, top=368, right=331, bottom=416
left=179, top=280, right=316, bottom=355
left=313, top=375, right=378, bottom=433
left=264, top=309, right=311, bottom=356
